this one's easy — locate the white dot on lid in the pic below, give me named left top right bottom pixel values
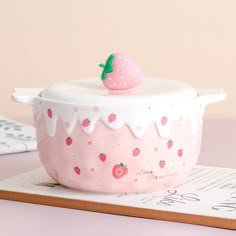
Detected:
left=124, top=83, right=127, bottom=86
left=116, top=69, right=120, bottom=72
left=121, top=63, right=124, bottom=67
left=113, top=83, right=116, bottom=86
left=135, top=79, right=139, bottom=82
left=128, top=72, right=131, bottom=75
left=135, top=70, right=139, bottom=73
left=108, top=77, right=112, bottom=80
left=120, top=75, right=124, bottom=79
left=118, top=56, right=122, bottom=59
left=128, top=61, right=132, bottom=64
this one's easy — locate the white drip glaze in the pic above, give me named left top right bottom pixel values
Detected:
left=32, top=78, right=204, bottom=138
left=33, top=98, right=204, bottom=138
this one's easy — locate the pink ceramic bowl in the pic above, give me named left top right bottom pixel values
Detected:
left=12, top=78, right=225, bottom=193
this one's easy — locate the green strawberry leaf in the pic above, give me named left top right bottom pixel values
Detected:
left=99, top=63, right=105, bottom=68
left=99, top=54, right=115, bottom=80
left=120, top=162, right=127, bottom=168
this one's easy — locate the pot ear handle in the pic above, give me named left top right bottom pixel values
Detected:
left=197, top=89, right=226, bottom=106
left=12, top=88, right=43, bottom=105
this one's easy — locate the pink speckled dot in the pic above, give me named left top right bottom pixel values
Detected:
left=64, top=122, right=70, bottom=128
left=136, top=126, right=142, bottom=130
left=88, top=141, right=92, bottom=145
left=179, top=115, right=184, bottom=122
left=74, top=107, right=79, bottom=112
left=93, top=106, right=100, bottom=112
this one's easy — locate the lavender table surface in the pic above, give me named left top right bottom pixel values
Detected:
left=0, top=119, right=235, bottom=236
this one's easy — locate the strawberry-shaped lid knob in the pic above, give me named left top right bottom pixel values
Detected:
left=99, top=53, right=144, bottom=90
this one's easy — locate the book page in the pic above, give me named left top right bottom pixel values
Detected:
left=0, top=116, right=36, bottom=155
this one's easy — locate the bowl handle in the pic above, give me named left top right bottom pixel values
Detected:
left=197, top=89, right=226, bottom=106
left=12, top=88, right=43, bottom=105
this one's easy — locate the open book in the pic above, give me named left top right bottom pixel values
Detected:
left=0, top=165, right=235, bottom=229
left=0, top=116, right=36, bottom=155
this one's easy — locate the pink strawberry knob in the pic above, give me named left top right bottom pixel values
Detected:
left=99, top=53, right=144, bottom=90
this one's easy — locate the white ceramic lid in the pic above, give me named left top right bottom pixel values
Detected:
left=41, top=77, right=197, bottom=105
